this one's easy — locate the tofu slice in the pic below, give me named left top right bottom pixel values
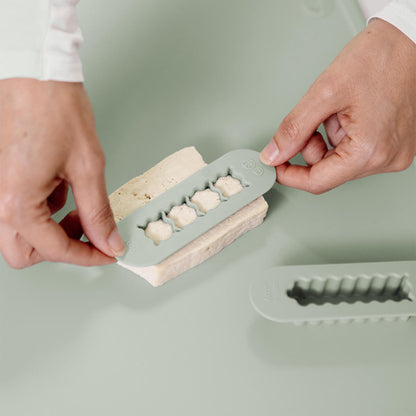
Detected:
left=167, top=204, right=197, bottom=228
left=109, top=147, right=268, bottom=286
left=214, top=175, right=243, bottom=197
left=190, top=189, right=221, bottom=213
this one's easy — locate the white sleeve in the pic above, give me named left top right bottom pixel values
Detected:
left=369, top=0, right=416, bottom=44
left=0, top=0, right=84, bottom=82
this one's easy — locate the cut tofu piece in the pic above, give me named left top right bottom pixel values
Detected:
left=167, top=204, right=197, bottom=228
left=214, top=175, right=243, bottom=197
left=190, top=189, right=220, bottom=213
left=109, top=146, right=269, bottom=287
left=144, top=220, right=173, bottom=245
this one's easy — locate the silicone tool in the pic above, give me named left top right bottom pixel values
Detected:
left=116, top=149, right=276, bottom=267
left=250, top=261, right=416, bottom=325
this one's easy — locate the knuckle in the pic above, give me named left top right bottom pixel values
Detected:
left=390, top=153, right=414, bottom=172
left=313, top=74, right=338, bottom=102
left=367, top=146, right=394, bottom=171
left=402, top=154, right=414, bottom=170
left=88, top=203, right=113, bottom=227
left=305, top=172, right=326, bottom=195
left=278, top=116, right=301, bottom=142
left=82, top=147, right=106, bottom=176
left=3, top=251, right=33, bottom=270
left=307, top=181, right=326, bottom=195
left=6, top=259, right=27, bottom=270
left=45, top=250, right=59, bottom=263
left=353, top=138, right=384, bottom=171
left=317, top=83, right=337, bottom=103
left=307, top=165, right=340, bottom=195
left=44, top=241, right=68, bottom=264
left=0, top=194, right=17, bottom=223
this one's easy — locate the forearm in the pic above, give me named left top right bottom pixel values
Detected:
left=0, top=0, right=84, bottom=81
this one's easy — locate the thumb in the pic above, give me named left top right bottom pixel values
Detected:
left=260, top=81, right=340, bottom=166
left=69, top=162, right=125, bottom=258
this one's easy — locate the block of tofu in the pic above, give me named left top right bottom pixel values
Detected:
left=109, top=147, right=269, bottom=287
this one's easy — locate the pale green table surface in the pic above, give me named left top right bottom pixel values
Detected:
left=1, top=1, right=416, bottom=415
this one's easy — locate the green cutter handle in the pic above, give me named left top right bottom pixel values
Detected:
left=117, top=149, right=276, bottom=267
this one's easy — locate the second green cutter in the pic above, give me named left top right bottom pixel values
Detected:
left=250, top=261, right=416, bottom=325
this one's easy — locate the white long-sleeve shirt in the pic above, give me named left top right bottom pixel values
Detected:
left=0, top=0, right=84, bottom=82
left=0, top=1, right=415, bottom=82
left=361, top=0, right=416, bottom=43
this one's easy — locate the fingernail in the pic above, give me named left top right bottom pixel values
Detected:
left=260, top=140, right=279, bottom=165
left=108, top=228, right=126, bottom=256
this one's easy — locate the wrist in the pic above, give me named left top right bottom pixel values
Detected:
left=367, top=18, right=416, bottom=72
left=368, top=1, right=416, bottom=46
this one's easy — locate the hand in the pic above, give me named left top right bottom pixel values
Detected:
left=0, top=79, right=125, bottom=269
left=260, top=18, right=416, bottom=194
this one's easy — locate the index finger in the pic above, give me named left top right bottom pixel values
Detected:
left=261, top=78, right=342, bottom=166
left=275, top=135, right=367, bottom=194
left=18, top=217, right=116, bottom=266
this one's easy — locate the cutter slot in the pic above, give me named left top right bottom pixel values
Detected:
left=228, top=168, right=250, bottom=188
left=161, top=211, right=181, bottom=232
left=287, top=274, right=414, bottom=306
left=250, top=262, right=416, bottom=325
left=207, top=180, right=228, bottom=202
left=185, top=196, right=205, bottom=217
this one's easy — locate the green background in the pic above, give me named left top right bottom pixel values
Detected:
left=1, top=1, right=415, bottom=415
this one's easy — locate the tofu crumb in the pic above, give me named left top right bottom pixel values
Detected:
left=145, top=220, right=173, bottom=245
left=190, top=189, right=220, bottom=213
left=214, top=175, right=243, bottom=197
left=167, top=204, right=197, bottom=228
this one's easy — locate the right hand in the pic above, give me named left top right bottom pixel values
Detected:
left=0, top=78, right=125, bottom=269
left=260, top=19, right=416, bottom=194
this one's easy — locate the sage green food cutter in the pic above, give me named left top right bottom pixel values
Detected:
left=116, top=149, right=276, bottom=267
left=250, top=261, right=416, bottom=325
